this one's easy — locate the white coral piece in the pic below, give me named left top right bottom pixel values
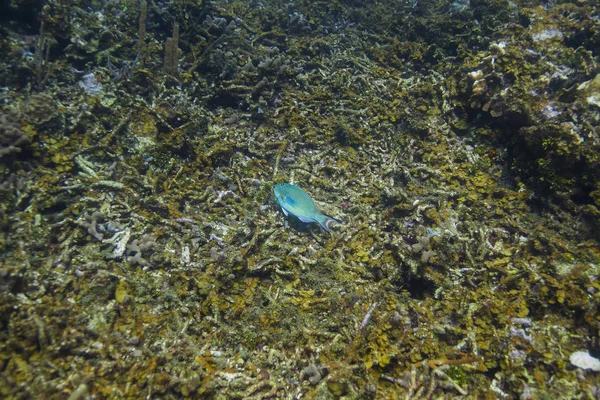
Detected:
left=569, top=351, right=600, bottom=372
left=105, top=228, right=131, bottom=258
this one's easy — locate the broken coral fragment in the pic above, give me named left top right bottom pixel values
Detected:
left=569, top=351, right=600, bottom=372
left=577, top=73, right=600, bottom=108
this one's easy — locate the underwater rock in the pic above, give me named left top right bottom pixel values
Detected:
left=78, top=72, right=102, bottom=95
left=577, top=73, right=600, bottom=108
left=301, top=364, right=322, bottom=386
left=24, top=93, right=61, bottom=130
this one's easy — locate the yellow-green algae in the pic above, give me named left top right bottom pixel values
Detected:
left=0, top=0, right=599, bottom=398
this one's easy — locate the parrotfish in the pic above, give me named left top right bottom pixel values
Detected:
left=273, top=183, right=339, bottom=232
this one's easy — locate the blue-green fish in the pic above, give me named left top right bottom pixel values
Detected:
left=273, top=183, right=339, bottom=232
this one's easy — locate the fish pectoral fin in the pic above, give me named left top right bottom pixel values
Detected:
left=282, top=208, right=289, bottom=216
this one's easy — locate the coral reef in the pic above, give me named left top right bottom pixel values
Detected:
left=0, top=0, right=599, bottom=398
left=0, top=114, right=29, bottom=157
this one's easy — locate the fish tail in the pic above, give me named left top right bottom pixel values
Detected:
left=317, top=214, right=339, bottom=233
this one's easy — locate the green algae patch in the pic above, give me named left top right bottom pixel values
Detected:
left=0, top=0, right=599, bottom=398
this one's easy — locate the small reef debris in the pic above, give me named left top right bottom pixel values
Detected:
left=569, top=351, right=600, bottom=372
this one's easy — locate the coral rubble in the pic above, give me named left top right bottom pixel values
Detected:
left=0, top=0, right=599, bottom=398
